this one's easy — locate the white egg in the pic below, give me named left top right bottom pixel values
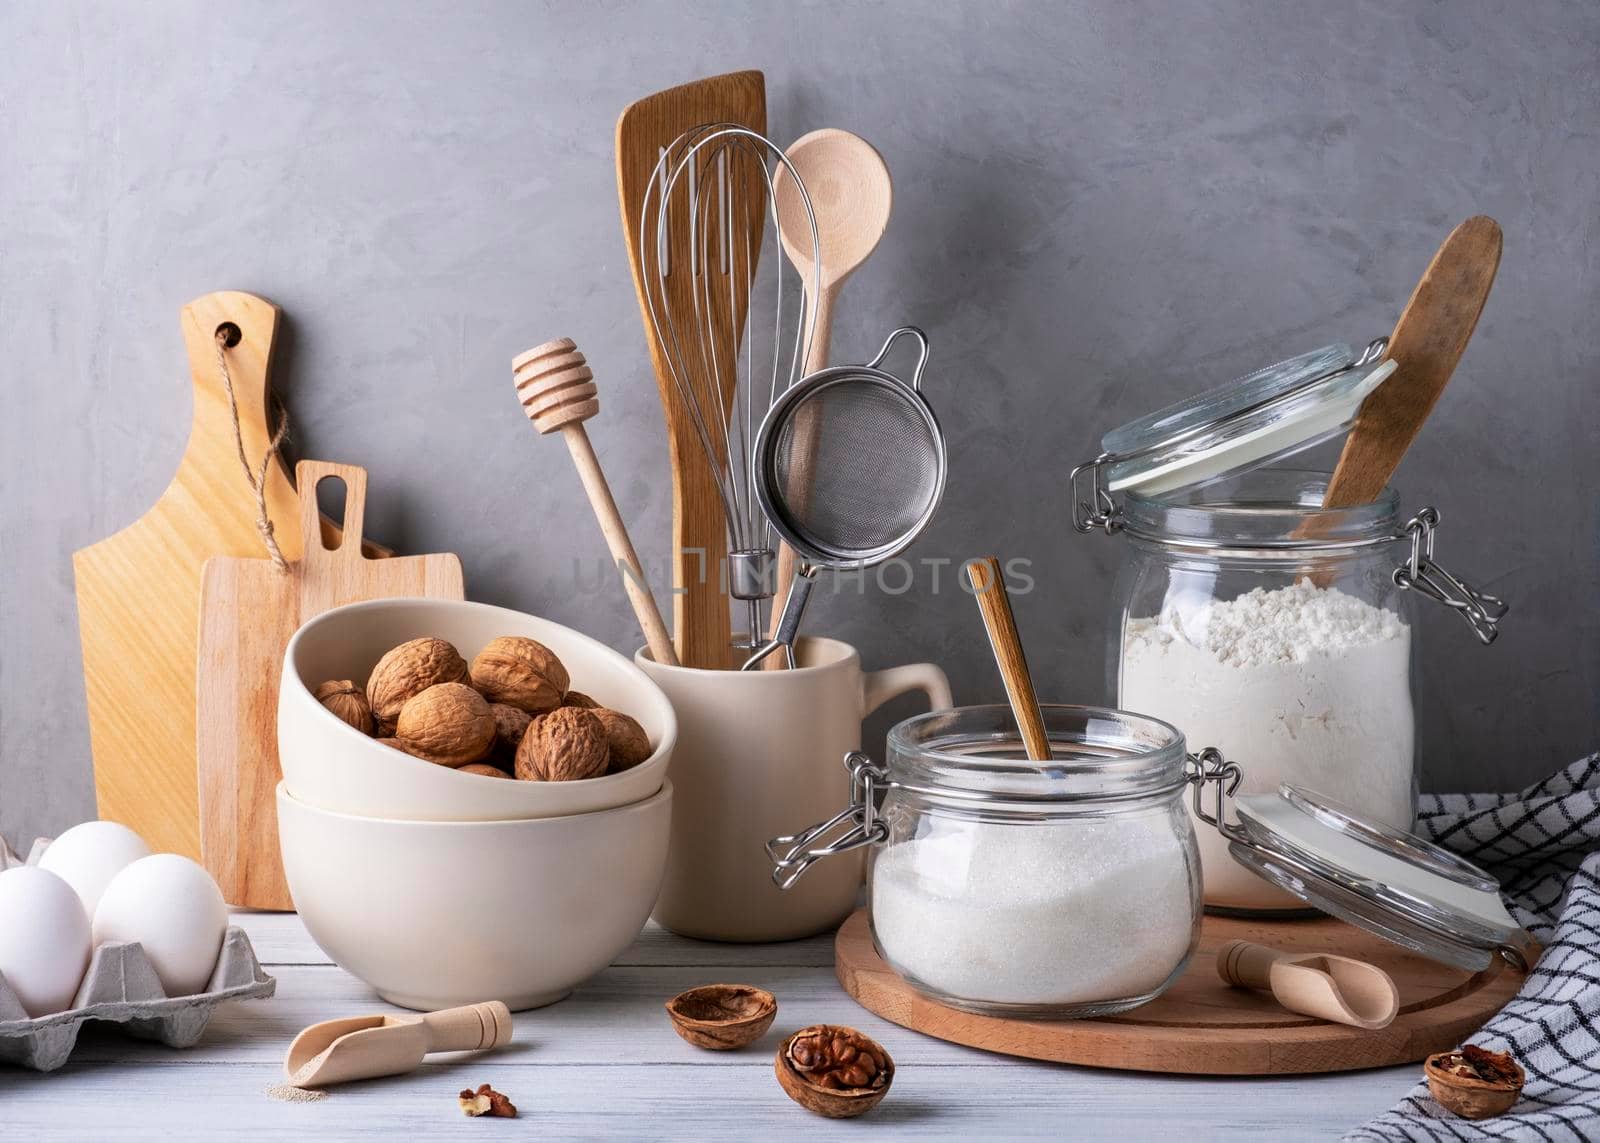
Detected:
left=37, top=820, right=151, bottom=920
left=0, top=866, right=92, bottom=1017
left=92, top=855, right=227, bottom=998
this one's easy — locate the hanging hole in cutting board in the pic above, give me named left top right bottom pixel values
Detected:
left=215, top=321, right=242, bottom=348
left=314, top=475, right=347, bottom=551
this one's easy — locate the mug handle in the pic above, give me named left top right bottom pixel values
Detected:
left=863, top=663, right=953, bottom=717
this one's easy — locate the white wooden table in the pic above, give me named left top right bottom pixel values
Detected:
left=0, top=913, right=1419, bottom=1139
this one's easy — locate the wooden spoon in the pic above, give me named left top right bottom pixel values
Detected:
left=762, top=130, right=893, bottom=660
left=1323, top=216, right=1502, bottom=508
left=966, top=557, right=1051, bottom=760
left=284, top=1001, right=513, bottom=1088
left=1218, top=940, right=1399, bottom=1030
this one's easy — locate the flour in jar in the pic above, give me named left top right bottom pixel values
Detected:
left=1120, top=581, right=1414, bottom=911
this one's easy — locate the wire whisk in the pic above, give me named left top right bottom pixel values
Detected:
left=639, top=124, right=821, bottom=649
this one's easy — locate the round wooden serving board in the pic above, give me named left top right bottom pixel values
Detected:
left=834, top=908, right=1523, bottom=1075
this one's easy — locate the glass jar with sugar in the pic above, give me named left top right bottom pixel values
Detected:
left=1071, top=340, right=1507, bottom=915
left=770, top=704, right=1208, bottom=1018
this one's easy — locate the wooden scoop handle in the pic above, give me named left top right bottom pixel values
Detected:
left=1217, top=939, right=1285, bottom=989
left=420, top=1001, right=514, bottom=1053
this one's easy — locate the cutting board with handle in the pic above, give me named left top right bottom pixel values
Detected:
left=73, top=291, right=388, bottom=862
left=616, top=70, right=767, bottom=668
left=198, top=460, right=464, bottom=908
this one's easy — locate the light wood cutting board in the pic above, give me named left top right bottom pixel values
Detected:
left=835, top=908, right=1526, bottom=1075
left=73, top=291, right=387, bottom=861
left=198, top=460, right=464, bottom=909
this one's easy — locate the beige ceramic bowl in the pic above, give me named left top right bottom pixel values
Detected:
left=278, top=598, right=675, bottom=821
left=277, top=781, right=672, bottom=1010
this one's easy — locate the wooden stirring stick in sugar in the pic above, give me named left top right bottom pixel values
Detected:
left=514, top=338, right=678, bottom=667
left=967, top=557, right=1052, bottom=760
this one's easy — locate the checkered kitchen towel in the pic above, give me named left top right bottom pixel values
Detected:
left=1351, top=753, right=1600, bottom=1141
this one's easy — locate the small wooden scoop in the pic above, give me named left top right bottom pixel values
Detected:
left=1218, top=940, right=1399, bottom=1030
left=967, top=557, right=1052, bottom=761
left=285, top=1001, right=513, bottom=1088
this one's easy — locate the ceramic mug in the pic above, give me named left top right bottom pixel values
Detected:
left=637, top=637, right=950, bottom=942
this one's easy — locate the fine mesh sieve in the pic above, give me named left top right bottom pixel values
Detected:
left=743, top=327, right=946, bottom=669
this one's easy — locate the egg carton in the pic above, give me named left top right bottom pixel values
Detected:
left=0, top=835, right=276, bottom=1071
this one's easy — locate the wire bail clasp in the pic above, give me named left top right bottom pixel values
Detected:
left=1069, top=454, right=1123, bottom=534
left=766, top=751, right=889, bottom=889
left=1185, top=747, right=1244, bottom=842
left=1392, top=508, right=1508, bottom=645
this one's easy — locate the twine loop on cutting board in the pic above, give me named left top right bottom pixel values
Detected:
left=214, top=326, right=290, bottom=572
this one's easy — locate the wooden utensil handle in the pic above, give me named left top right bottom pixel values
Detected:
left=420, top=1001, right=514, bottom=1053
left=296, top=461, right=368, bottom=563
left=1217, top=940, right=1283, bottom=990
left=966, top=557, right=1051, bottom=761
left=561, top=426, right=679, bottom=667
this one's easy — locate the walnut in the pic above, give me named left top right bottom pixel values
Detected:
left=470, top=636, right=569, bottom=714
left=366, top=637, right=469, bottom=732
left=593, top=708, right=651, bottom=773
left=488, top=703, right=532, bottom=757
left=563, top=690, right=599, bottom=709
left=314, top=680, right=374, bottom=736
left=515, top=706, right=608, bottom=782
left=392, top=682, right=495, bottom=767
left=775, top=1025, right=893, bottom=1118
left=457, top=762, right=514, bottom=780
left=458, top=1083, right=516, bottom=1118
left=1425, top=1045, right=1525, bottom=1120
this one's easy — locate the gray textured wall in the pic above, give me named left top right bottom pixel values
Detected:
left=3, top=0, right=1596, bottom=846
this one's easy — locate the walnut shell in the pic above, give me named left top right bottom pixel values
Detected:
left=366, top=637, right=469, bottom=731
left=666, top=985, right=776, bottom=1050
left=1425, top=1047, right=1525, bottom=1120
left=314, top=680, right=375, bottom=736
left=563, top=690, right=599, bottom=709
left=488, top=703, right=533, bottom=756
left=593, top=708, right=652, bottom=773
left=470, top=636, right=569, bottom=714
left=393, top=682, right=495, bottom=767
left=515, top=706, right=608, bottom=782
left=457, top=762, right=514, bottom=780
left=775, top=1025, right=893, bottom=1119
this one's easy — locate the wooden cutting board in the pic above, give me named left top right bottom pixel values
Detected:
left=835, top=908, right=1525, bottom=1075
left=73, top=291, right=387, bottom=861
left=616, top=70, right=766, bottom=668
left=198, top=460, right=463, bottom=909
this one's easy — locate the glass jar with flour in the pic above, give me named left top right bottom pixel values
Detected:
left=1071, top=340, right=1508, bottom=914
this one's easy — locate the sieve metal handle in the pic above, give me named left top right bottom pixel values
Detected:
left=741, top=566, right=818, bottom=670
left=863, top=326, right=930, bottom=391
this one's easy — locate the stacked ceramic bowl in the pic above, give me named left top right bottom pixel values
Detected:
left=276, top=599, right=676, bottom=1011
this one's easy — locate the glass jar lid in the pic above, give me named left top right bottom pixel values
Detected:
left=1099, top=339, right=1395, bottom=496
left=1191, top=760, right=1538, bottom=971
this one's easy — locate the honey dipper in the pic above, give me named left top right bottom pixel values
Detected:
left=1217, top=940, right=1400, bottom=1030
left=513, top=338, right=677, bottom=666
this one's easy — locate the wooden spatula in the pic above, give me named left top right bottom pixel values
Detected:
left=1324, top=216, right=1502, bottom=508
left=198, top=460, right=464, bottom=908
left=285, top=1001, right=513, bottom=1089
left=73, top=291, right=387, bottom=861
left=967, top=557, right=1051, bottom=761
left=1218, top=940, right=1400, bottom=1030
left=616, top=70, right=766, bottom=669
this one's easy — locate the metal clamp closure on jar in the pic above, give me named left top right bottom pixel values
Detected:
left=766, top=752, right=887, bottom=890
